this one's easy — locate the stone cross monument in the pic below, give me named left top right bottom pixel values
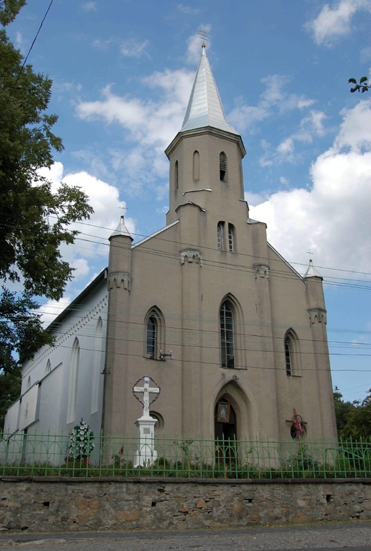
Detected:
left=132, top=376, right=161, bottom=467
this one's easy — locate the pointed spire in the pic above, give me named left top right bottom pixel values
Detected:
left=110, top=216, right=133, bottom=240
left=181, top=45, right=238, bottom=135
left=304, top=259, right=323, bottom=279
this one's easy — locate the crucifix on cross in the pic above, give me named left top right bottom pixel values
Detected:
left=132, top=376, right=160, bottom=418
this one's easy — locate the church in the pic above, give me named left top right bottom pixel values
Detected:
left=4, top=45, right=338, bottom=445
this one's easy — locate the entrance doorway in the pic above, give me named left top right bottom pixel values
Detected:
left=214, top=398, right=237, bottom=464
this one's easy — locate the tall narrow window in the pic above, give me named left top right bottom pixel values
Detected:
left=220, top=152, right=227, bottom=182
left=193, top=150, right=200, bottom=181
left=67, top=338, right=80, bottom=423
left=217, top=222, right=224, bottom=250
left=26, top=376, right=31, bottom=391
left=285, top=335, right=292, bottom=376
left=220, top=301, right=235, bottom=368
left=91, top=317, right=103, bottom=414
left=228, top=224, right=235, bottom=252
left=175, top=160, right=179, bottom=189
left=147, top=316, right=157, bottom=358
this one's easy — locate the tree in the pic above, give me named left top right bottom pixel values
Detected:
left=333, top=387, right=355, bottom=436
left=0, top=1, right=93, bottom=428
left=349, top=76, right=370, bottom=93
left=333, top=387, right=371, bottom=440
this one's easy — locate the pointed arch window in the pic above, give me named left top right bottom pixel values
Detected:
left=193, top=150, right=200, bottom=181
left=220, top=300, right=235, bottom=368
left=285, top=335, right=292, bottom=376
left=228, top=224, right=235, bottom=252
left=144, top=307, right=165, bottom=360
left=220, top=152, right=227, bottom=182
left=284, top=329, right=300, bottom=376
left=175, top=160, right=179, bottom=189
left=147, top=316, right=157, bottom=358
left=217, top=222, right=224, bottom=250
left=67, top=338, right=80, bottom=423
left=91, top=317, right=103, bottom=414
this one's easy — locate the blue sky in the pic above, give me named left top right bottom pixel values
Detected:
left=7, top=0, right=371, bottom=402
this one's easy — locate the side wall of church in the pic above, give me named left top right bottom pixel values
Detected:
left=3, top=279, right=108, bottom=444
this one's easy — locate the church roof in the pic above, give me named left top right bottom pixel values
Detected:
left=110, top=216, right=132, bottom=240
left=304, top=259, right=323, bottom=279
left=181, top=46, right=238, bottom=135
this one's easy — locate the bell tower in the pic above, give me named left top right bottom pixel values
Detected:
left=165, top=44, right=248, bottom=229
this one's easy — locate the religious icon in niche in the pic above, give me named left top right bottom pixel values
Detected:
left=217, top=402, right=230, bottom=423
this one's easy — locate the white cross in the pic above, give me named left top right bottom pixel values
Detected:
left=133, top=376, right=160, bottom=418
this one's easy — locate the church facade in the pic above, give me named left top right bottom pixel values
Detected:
left=4, top=46, right=338, bottom=444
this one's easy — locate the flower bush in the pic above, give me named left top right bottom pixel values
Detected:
left=67, top=419, right=94, bottom=461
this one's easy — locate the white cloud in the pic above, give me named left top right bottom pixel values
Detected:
left=186, top=26, right=211, bottom=64
left=178, top=4, right=201, bottom=14
left=228, top=75, right=316, bottom=133
left=249, top=99, right=371, bottom=276
left=120, top=38, right=150, bottom=58
left=41, top=296, right=72, bottom=327
left=82, top=2, right=97, bottom=12
left=16, top=31, right=22, bottom=48
left=92, top=38, right=115, bottom=50
left=75, top=67, right=194, bottom=195
left=280, top=176, right=289, bottom=186
left=259, top=110, right=328, bottom=166
left=305, top=0, right=371, bottom=46
left=38, top=160, right=135, bottom=276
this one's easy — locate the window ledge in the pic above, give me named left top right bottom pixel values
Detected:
left=143, top=356, right=166, bottom=362
left=220, top=366, right=247, bottom=371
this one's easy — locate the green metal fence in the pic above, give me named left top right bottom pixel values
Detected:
left=0, top=431, right=370, bottom=479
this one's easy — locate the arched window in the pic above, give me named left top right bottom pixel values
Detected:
left=285, top=335, right=292, bottom=376
left=91, top=317, right=103, bottom=414
left=175, top=160, right=179, bottom=189
left=220, top=152, right=227, bottom=182
left=26, top=376, right=31, bottom=391
left=147, top=316, right=157, bottom=358
left=45, top=359, right=51, bottom=375
left=284, top=329, right=300, bottom=376
left=217, top=222, right=224, bottom=250
left=228, top=224, right=235, bottom=252
left=220, top=300, right=235, bottom=368
left=193, top=150, right=200, bottom=181
left=144, top=307, right=165, bottom=360
left=67, top=337, right=80, bottom=423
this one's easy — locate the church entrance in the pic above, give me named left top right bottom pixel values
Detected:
left=214, top=398, right=237, bottom=464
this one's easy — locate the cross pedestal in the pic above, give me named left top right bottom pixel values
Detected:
left=134, top=417, right=157, bottom=467
left=132, top=376, right=160, bottom=468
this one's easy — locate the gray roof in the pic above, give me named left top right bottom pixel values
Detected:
left=304, top=259, right=323, bottom=279
left=181, top=46, right=238, bottom=135
left=110, top=216, right=132, bottom=240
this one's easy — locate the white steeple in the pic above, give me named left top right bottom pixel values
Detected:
left=110, top=216, right=133, bottom=240
left=304, top=259, right=323, bottom=279
left=181, top=45, right=238, bottom=135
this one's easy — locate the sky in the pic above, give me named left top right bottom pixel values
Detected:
left=6, top=0, right=371, bottom=402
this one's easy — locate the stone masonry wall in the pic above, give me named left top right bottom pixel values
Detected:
left=1, top=477, right=371, bottom=533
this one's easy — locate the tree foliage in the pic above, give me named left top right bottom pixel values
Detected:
left=0, top=1, right=93, bottom=427
left=334, top=387, right=371, bottom=440
left=349, top=76, right=370, bottom=93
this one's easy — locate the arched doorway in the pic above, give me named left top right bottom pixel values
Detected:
left=214, top=398, right=237, bottom=464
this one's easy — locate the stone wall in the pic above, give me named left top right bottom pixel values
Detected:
left=1, top=477, right=371, bottom=533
